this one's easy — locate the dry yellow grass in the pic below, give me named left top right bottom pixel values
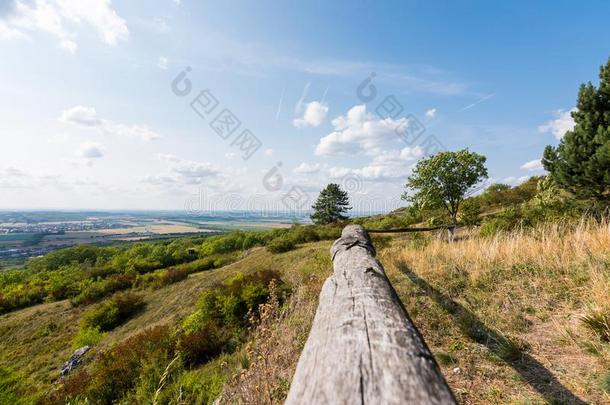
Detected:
left=380, top=220, right=610, bottom=404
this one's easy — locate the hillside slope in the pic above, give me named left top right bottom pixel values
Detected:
left=2, top=221, right=609, bottom=404
left=0, top=241, right=333, bottom=403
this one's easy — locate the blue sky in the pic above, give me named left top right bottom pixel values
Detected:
left=1, top=0, right=609, bottom=211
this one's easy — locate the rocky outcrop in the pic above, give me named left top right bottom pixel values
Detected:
left=60, top=346, right=90, bottom=377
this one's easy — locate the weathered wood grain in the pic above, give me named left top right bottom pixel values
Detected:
left=285, top=225, right=456, bottom=405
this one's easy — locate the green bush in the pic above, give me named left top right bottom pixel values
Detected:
left=70, top=273, right=136, bottom=306
left=80, top=292, right=145, bottom=332
left=289, top=225, right=320, bottom=243
left=177, top=325, right=230, bottom=367
left=266, top=236, right=296, bottom=253
left=76, top=325, right=174, bottom=404
left=180, top=270, right=287, bottom=366
left=480, top=206, right=524, bottom=236
left=73, top=326, right=105, bottom=348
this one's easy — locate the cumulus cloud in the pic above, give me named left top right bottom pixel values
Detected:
left=315, top=104, right=408, bottom=156
left=144, top=154, right=223, bottom=186
left=0, top=166, right=32, bottom=189
left=293, top=101, right=328, bottom=128
left=60, top=105, right=102, bottom=127
left=0, top=0, right=128, bottom=53
left=76, top=141, right=103, bottom=158
left=520, top=159, right=544, bottom=172
left=292, top=146, right=421, bottom=184
left=293, top=162, right=321, bottom=174
left=0, top=166, right=99, bottom=190
left=340, top=146, right=422, bottom=180
left=425, top=108, right=436, bottom=118
left=59, top=105, right=161, bottom=141
left=0, top=20, right=28, bottom=40
left=502, top=175, right=531, bottom=186
left=112, top=124, right=160, bottom=141
left=538, top=108, right=576, bottom=139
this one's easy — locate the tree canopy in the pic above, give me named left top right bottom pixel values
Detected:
left=542, top=58, right=610, bottom=202
left=403, top=149, right=488, bottom=223
left=310, top=183, right=351, bottom=225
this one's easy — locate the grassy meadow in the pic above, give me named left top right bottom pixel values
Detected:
left=0, top=183, right=609, bottom=403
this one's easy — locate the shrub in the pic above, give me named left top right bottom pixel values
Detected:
left=266, top=237, right=296, bottom=254
left=83, top=325, right=175, bottom=403
left=80, top=292, right=145, bottom=332
left=480, top=206, right=523, bottom=236
left=180, top=270, right=287, bottom=366
left=177, top=325, right=230, bottom=367
left=200, top=232, right=246, bottom=256
left=460, top=199, right=482, bottom=226
left=289, top=225, right=320, bottom=243
left=158, top=267, right=189, bottom=286
left=73, top=326, right=105, bottom=348
left=213, top=258, right=228, bottom=268
left=315, top=225, right=342, bottom=240
left=70, top=273, right=136, bottom=306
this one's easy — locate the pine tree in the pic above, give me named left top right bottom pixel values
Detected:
left=310, top=183, right=351, bottom=224
left=542, top=58, right=610, bottom=202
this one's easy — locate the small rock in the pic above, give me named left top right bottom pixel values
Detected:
left=452, top=367, right=461, bottom=374
left=60, top=345, right=90, bottom=377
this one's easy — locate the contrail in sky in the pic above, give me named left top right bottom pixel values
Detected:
left=276, top=86, right=285, bottom=121
left=461, top=93, right=495, bottom=111
left=294, top=82, right=311, bottom=114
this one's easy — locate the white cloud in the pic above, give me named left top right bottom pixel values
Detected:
left=0, top=20, right=29, bottom=40
left=314, top=104, right=408, bottom=156
left=293, top=101, right=328, bottom=128
left=76, top=141, right=103, bottom=158
left=224, top=152, right=236, bottom=159
left=294, top=162, right=321, bottom=174
left=0, top=0, right=128, bottom=52
left=502, top=175, right=530, bottom=186
left=0, top=166, right=32, bottom=189
left=520, top=159, right=544, bottom=172
left=158, top=56, right=168, bottom=69
left=425, top=108, right=436, bottom=118
left=59, top=105, right=161, bottom=141
left=294, top=146, right=420, bottom=184
left=538, top=108, right=576, bottom=139
left=148, top=154, right=222, bottom=186
left=112, top=124, right=160, bottom=141
left=0, top=166, right=100, bottom=190
left=264, top=148, right=274, bottom=156
left=60, top=105, right=102, bottom=126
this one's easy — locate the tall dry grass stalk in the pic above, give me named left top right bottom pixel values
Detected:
left=393, top=218, right=610, bottom=306
left=380, top=218, right=610, bottom=403
left=221, top=278, right=320, bottom=404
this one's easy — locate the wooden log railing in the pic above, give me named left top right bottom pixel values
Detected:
left=285, top=225, right=456, bottom=405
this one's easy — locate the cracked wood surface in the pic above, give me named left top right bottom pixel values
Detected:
left=285, top=225, right=456, bottom=405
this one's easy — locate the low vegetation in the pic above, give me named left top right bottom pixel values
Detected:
left=380, top=219, right=610, bottom=403
left=0, top=224, right=342, bottom=315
